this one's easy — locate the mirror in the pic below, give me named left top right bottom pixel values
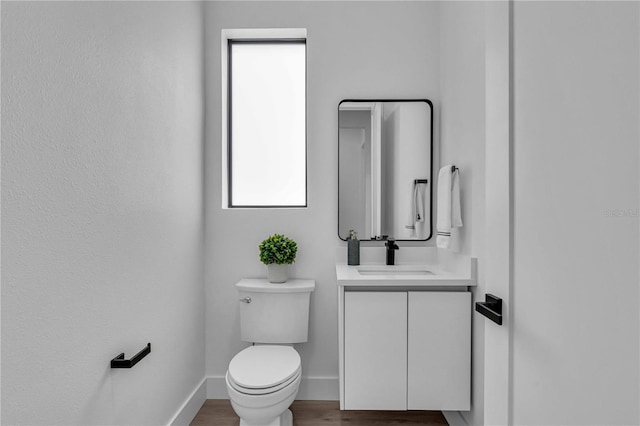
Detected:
left=338, top=99, right=433, bottom=241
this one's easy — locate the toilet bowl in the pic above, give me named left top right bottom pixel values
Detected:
left=226, top=345, right=302, bottom=426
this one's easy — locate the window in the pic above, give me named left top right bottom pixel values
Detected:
left=224, top=31, right=307, bottom=208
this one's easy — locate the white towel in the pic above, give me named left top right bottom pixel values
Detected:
left=436, top=165, right=463, bottom=248
left=406, top=182, right=426, bottom=233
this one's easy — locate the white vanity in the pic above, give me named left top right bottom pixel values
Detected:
left=336, top=248, right=476, bottom=411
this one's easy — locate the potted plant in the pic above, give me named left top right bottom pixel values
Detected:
left=259, top=234, right=297, bottom=283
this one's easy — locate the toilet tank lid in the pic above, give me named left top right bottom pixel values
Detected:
left=236, top=279, right=315, bottom=293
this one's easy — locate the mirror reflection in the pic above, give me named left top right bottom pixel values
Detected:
left=338, top=100, right=433, bottom=241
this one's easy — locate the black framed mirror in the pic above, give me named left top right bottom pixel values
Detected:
left=338, top=99, right=433, bottom=241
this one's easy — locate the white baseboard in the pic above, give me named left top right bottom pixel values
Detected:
left=295, top=376, right=339, bottom=400
left=206, top=376, right=229, bottom=399
left=167, top=378, right=207, bottom=426
left=443, top=411, right=469, bottom=426
left=206, top=375, right=340, bottom=400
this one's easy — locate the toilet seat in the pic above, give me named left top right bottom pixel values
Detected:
left=227, top=346, right=301, bottom=395
left=227, top=367, right=301, bottom=395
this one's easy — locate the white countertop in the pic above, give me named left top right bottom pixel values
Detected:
left=336, top=260, right=477, bottom=287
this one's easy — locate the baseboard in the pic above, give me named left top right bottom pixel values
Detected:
left=206, top=375, right=340, bottom=400
left=295, top=376, right=339, bottom=400
left=206, top=376, right=229, bottom=399
left=442, top=411, right=469, bottom=426
left=167, top=377, right=207, bottom=426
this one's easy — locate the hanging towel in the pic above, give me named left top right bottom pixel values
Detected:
left=406, top=182, right=426, bottom=232
left=436, top=165, right=463, bottom=248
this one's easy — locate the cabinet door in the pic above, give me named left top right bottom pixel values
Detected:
left=408, top=291, right=471, bottom=410
left=344, top=291, right=407, bottom=410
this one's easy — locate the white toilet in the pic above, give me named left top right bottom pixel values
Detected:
left=226, top=278, right=315, bottom=426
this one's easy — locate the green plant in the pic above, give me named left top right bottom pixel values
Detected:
left=259, top=234, right=297, bottom=265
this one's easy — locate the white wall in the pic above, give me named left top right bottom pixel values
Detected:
left=204, top=1, right=440, bottom=396
left=438, top=2, right=486, bottom=424
left=1, top=2, right=205, bottom=424
left=512, top=1, right=639, bottom=424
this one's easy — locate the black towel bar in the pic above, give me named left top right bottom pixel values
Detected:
left=414, top=179, right=429, bottom=185
left=475, top=294, right=503, bottom=325
left=111, top=343, right=151, bottom=368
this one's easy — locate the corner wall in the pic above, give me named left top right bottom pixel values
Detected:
left=438, top=2, right=486, bottom=424
left=1, top=2, right=205, bottom=424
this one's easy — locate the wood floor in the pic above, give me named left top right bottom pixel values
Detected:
left=190, top=400, right=449, bottom=426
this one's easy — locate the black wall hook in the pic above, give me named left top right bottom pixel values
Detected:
left=111, top=343, right=151, bottom=368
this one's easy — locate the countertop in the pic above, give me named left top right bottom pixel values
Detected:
left=336, top=259, right=477, bottom=287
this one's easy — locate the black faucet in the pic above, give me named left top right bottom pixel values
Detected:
left=385, top=238, right=399, bottom=265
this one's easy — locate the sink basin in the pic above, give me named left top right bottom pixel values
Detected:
left=356, top=265, right=434, bottom=276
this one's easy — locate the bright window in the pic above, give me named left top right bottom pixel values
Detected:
left=226, top=39, right=307, bottom=208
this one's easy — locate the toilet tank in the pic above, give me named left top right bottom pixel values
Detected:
left=236, top=278, right=315, bottom=344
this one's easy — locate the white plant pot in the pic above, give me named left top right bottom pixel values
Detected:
left=268, top=264, right=288, bottom=283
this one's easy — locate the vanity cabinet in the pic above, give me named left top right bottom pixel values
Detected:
left=343, top=290, right=471, bottom=411
left=344, top=292, right=408, bottom=410
left=407, top=291, right=471, bottom=410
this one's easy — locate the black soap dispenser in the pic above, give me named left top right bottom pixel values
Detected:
left=347, top=230, right=360, bottom=266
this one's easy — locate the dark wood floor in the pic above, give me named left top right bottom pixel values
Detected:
left=191, top=400, right=449, bottom=426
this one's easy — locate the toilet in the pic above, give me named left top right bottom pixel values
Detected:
left=226, top=278, right=315, bottom=426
